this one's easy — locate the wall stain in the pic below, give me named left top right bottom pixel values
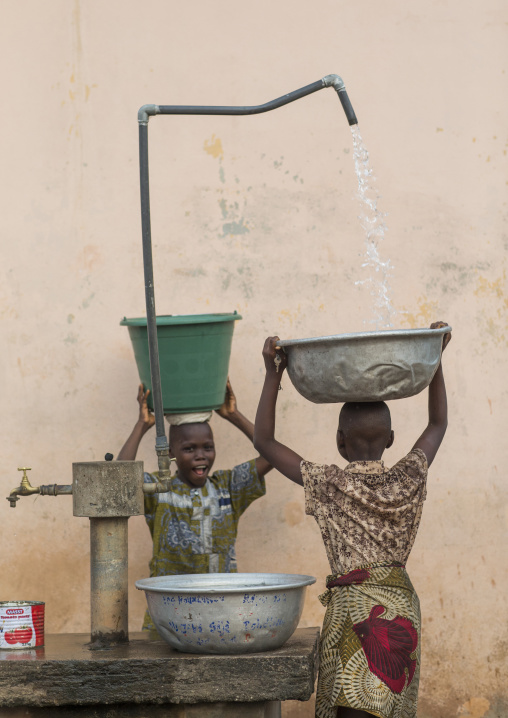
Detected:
left=17, top=357, right=26, bottom=378
left=474, top=271, right=506, bottom=299
left=0, top=303, right=18, bottom=320
left=401, top=296, right=438, bottom=328
left=218, top=198, right=228, bottom=219
left=174, top=268, right=207, bottom=277
left=283, top=501, right=304, bottom=527
left=79, top=244, right=102, bottom=272
left=277, top=306, right=302, bottom=327
left=81, top=293, right=95, bottom=309
left=457, top=697, right=490, bottom=717
left=236, top=263, right=254, bottom=299
left=84, top=84, right=97, bottom=101
left=205, top=138, right=250, bottom=239
left=220, top=268, right=233, bottom=291
left=222, top=219, right=249, bottom=236
left=425, top=261, right=490, bottom=296
left=203, top=135, right=224, bottom=160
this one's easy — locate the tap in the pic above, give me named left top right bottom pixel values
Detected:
left=6, top=467, right=72, bottom=508
left=7, top=468, right=38, bottom=507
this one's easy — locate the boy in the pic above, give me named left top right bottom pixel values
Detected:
left=253, top=322, right=451, bottom=718
left=118, top=380, right=271, bottom=633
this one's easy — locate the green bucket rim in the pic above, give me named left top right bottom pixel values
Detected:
left=120, top=312, right=242, bottom=327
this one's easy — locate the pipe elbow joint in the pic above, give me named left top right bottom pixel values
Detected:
left=322, top=74, right=346, bottom=93
left=138, top=104, right=160, bottom=125
left=322, top=74, right=358, bottom=126
left=142, top=480, right=171, bottom=495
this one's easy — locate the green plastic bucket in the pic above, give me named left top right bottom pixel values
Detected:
left=120, top=312, right=242, bottom=414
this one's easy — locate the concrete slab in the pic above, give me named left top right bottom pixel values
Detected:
left=0, top=628, right=319, bottom=709
left=0, top=701, right=281, bottom=717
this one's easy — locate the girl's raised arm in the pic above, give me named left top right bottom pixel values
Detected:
left=412, top=322, right=451, bottom=467
left=254, top=337, right=304, bottom=486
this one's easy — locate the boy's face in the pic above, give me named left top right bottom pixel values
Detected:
left=169, top=423, right=216, bottom=488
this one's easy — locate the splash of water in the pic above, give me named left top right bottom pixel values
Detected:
left=350, top=124, right=395, bottom=329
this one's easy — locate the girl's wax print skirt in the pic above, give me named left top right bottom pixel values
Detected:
left=315, top=562, right=421, bottom=718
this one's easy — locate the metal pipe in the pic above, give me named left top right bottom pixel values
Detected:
left=322, top=74, right=358, bottom=125
left=156, top=79, right=324, bottom=117
left=90, top=517, right=129, bottom=644
left=142, top=457, right=177, bottom=495
left=139, top=123, right=171, bottom=478
left=142, top=479, right=171, bottom=495
left=39, top=484, right=73, bottom=496
left=137, top=76, right=358, bottom=465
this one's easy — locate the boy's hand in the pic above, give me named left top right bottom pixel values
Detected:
left=215, top=379, right=237, bottom=419
left=263, top=336, right=287, bottom=376
left=430, top=321, right=452, bottom=351
left=137, top=384, right=155, bottom=428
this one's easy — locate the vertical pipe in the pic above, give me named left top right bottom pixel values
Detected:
left=138, top=124, right=171, bottom=473
left=337, top=90, right=358, bottom=126
left=90, top=517, right=129, bottom=643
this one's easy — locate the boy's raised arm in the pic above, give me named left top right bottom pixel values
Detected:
left=117, top=385, right=155, bottom=461
left=254, top=336, right=304, bottom=486
left=215, top=379, right=272, bottom=478
left=412, top=321, right=451, bottom=467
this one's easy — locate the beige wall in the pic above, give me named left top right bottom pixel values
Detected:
left=1, top=2, right=507, bottom=716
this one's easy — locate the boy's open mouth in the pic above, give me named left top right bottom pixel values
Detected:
left=192, top=465, right=208, bottom=478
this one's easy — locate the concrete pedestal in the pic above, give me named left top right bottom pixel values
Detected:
left=0, top=628, right=319, bottom=717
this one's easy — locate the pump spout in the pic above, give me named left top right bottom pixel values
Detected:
left=7, top=468, right=39, bottom=507
left=322, top=74, right=358, bottom=126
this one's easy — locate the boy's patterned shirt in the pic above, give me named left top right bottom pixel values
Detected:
left=301, top=449, right=428, bottom=575
left=143, top=459, right=265, bottom=578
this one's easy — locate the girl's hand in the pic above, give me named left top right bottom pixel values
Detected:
left=215, top=378, right=237, bottom=419
left=430, top=321, right=452, bottom=350
left=137, top=384, right=155, bottom=428
left=262, top=336, right=288, bottom=376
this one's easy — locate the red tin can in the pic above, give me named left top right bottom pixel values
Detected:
left=0, top=601, right=44, bottom=649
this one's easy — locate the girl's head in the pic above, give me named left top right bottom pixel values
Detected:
left=337, top=401, right=394, bottom=462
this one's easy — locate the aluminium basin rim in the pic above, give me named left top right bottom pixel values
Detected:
left=135, top=572, right=316, bottom=594
left=277, top=325, right=452, bottom=349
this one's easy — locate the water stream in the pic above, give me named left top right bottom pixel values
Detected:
left=350, top=125, right=395, bottom=329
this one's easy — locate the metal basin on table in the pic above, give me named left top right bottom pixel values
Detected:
left=135, top=572, right=315, bottom=654
left=278, top=326, right=451, bottom=403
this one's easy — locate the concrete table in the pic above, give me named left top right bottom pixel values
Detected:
left=0, top=627, right=319, bottom=717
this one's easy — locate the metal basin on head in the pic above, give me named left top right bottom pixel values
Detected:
left=136, top=572, right=315, bottom=654
left=278, top=326, right=451, bottom=403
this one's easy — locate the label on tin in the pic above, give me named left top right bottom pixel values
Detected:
left=0, top=603, right=44, bottom=649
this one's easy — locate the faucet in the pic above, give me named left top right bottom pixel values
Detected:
left=7, top=468, right=38, bottom=507
left=7, top=467, right=73, bottom=507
